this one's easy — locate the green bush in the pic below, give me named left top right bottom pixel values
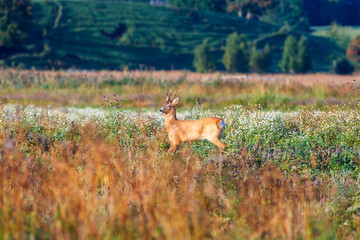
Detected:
left=193, top=38, right=215, bottom=73
left=222, top=32, right=249, bottom=73
left=333, top=58, right=354, bottom=75
left=294, top=36, right=312, bottom=73
left=281, top=35, right=312, bottom=73
left=280, top=35, right=297, bottom=73
left=249, top=44, right=271, bottom=73
left=279, top=0, right=309, bottom=30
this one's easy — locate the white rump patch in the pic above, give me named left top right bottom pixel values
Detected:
left=218, top=120, right=226, bottom=129
left=218, top=120, right=226, bottom=138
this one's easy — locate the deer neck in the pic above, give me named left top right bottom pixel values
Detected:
left=164, top=107, right=177, bottom=128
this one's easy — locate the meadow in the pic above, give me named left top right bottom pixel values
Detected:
left=0, top=69, right=357, bottom=109
left=1, top=70, right=360, bottom=239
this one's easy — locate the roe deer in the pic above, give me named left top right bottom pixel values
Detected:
left=160, top=90, right=226, bottom=154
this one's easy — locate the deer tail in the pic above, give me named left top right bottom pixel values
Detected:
left=218, top=119, right=226, bottom=137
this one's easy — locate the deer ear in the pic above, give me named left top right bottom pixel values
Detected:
left=171, top=97, right=179, bottom=106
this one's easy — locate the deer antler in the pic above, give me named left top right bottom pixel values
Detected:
left=167, top=89, right=180, bottom=101
left=166, top=89, right=173, bottom=101
left=173, top=90, right=181, bottom=100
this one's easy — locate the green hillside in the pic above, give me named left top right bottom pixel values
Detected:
left=9, top=0, right=347, bottom=71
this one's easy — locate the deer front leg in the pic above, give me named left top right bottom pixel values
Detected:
left=168, top=143, right=179, bottom=154
left=168, top=139, right=180, bottom=153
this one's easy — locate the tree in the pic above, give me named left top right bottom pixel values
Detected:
left=347, top=36, right=360, bottom=63
left=280, top=35, right=297, bottom=73
left=193, top=38, right=215, bottom=73
left=294, top=36, right=312, bottom=73
left=222, top=32, right=249, bottom=73
left=279, top=0, right=309, bottom=30
left=249, top=44, right=271, bottom=73
left=0, top=0, right=32, bottom=48
left=168, top=0, right=227, bottom=12
left=333, top=58, right=354, bottom=75
left=228, top=0, right=276, bottom=16
left=230, top=0, right=309, bottom=30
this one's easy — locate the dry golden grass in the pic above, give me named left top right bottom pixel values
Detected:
left=0, top=118, right=350, bottom=239
left=2, top=68, right=357, bottom=85
left=0, top=69, right=358, bottom=109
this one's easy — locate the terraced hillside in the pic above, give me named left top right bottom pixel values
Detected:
left=11, top=0, right=345, bottom=71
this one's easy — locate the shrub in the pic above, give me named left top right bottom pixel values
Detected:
left=193, top=38, right=215, bottom=73
left=333, top=58, right=354, bottom=75
left=346, top=35, right=360, bottom=63
left=280, top=35, right=297, bottom=73
left=249, top=44, right=271, bottom=73
left=294, top=36, right=312, bottom=73
left=222, top=32, right=249, bottom=73
left=281, top=35, right=312, bottom=73
left=279, top=0, right=309, bottom=31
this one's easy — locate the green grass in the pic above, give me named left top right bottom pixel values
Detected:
left=3, top=100, right=360, bottom=175
left=6, top=1, right=349, bottom=72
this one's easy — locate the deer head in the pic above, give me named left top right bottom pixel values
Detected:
left=159, top=89, right=180, bottom=114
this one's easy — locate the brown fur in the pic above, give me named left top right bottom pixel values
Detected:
left=160, top=90, right=226, bottom=154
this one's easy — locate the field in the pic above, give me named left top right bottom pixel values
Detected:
left=0, top=69, right=358, bottom=109
left=1, top=69, right=360, bottom=239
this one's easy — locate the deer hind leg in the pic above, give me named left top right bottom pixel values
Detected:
left=207, top=137, right=226, bottom=153
left=205, top=121, right=226, bottom=153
